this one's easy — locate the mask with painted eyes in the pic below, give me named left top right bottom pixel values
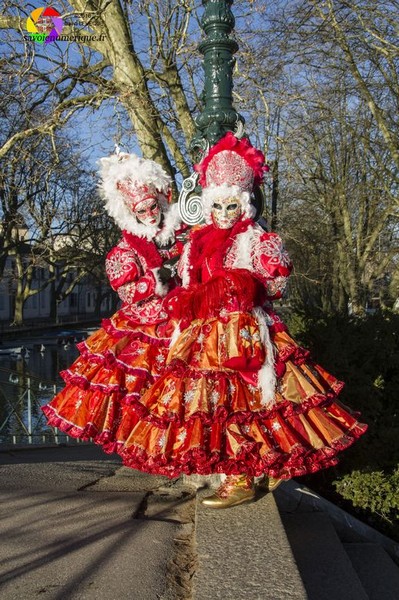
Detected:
left=134, top=197, right=162, bottom=226
left=211, top=197, right=242, bottom=229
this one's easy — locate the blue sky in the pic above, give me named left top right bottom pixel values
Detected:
left=2, top=1, right=275, bottom=174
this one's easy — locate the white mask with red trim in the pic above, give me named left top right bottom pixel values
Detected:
left=134, top=197, right=162, bottom=227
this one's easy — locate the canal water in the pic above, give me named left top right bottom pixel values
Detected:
left=0, top=326, right=98, bottom=444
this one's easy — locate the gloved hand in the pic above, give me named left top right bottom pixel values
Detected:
left=158, top=256, right=180, bottom=284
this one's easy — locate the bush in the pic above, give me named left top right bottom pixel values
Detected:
left=334, top=469, right=399, bottom=521
left=333, top=468, right=399, bottom=540
left=285, top=310, right=399, bottom=540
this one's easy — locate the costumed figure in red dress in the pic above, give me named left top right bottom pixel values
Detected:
left=42, top=153, right=186, bottom=452
left=118, top=133, right=368, bottom=507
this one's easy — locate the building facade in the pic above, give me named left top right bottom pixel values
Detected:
left=0, top=254, right=115, bottom=326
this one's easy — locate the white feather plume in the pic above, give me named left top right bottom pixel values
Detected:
left=98, top=153, right=174, bottom=239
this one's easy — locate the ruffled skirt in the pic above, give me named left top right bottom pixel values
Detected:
left=119, top=310, right=367, bottom=478
left=42, top=308, right=175, bottom=450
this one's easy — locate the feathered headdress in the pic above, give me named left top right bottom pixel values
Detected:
left=99, top=153, right=172, bottom=238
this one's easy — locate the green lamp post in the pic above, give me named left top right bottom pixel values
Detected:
left=179, top=0, right=265, bottom=225
left=191, top=0, right=245, bottom=157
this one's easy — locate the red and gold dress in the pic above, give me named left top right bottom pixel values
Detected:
left=42, top=224, right=185, bottom=451
left=119, top=217, right=367, bottom=478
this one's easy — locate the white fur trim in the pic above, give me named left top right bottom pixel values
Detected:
left=201, top=184, right=256, bottom=223
left=252, top=306, right=277, bottom=408
left=99, top=153, right=171, bottom=198
left=151, top=267, right=168, bottom=297
left=155, top=203, right=182, bottom=246
left=178, top=240, right=192, bottom=288
left=228, top=223, right=266, bottom=272
left=169, top=322, right=182, bottom=349
left=230, top=226, right=255, bottom=271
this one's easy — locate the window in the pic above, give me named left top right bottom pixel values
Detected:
left=69, top=294, right=78, bottom=308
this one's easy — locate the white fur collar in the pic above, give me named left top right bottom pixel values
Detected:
left=228, top=224, right=264, bottom=271
left=155, top=203, right=182, bottom=246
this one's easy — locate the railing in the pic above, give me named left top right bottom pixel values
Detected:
left=0, top=315, right=103, bottom=338
left=0, top=367, right=88, bottom=446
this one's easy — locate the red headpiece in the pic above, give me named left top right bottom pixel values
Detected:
left=195, top=131, right=268, bottom=192
left=116, top=180, right=158, bottom=210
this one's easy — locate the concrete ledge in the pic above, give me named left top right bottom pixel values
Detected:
left=193, top=489, right=307, bottom=600
left=275, top=480, right=399, bottom=564
left=344, top=543, right=399, bottom=600
left=281, top=511, right=367, bottom=599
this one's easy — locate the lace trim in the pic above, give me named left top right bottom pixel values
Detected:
left=41, top=404, right=116, bottom=445
left=119, top=422, right=367, bottom=479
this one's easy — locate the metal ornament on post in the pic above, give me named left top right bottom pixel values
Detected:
left=178, top=172, right=204, bottom=226
left=178, top=0, right=265, bottom=225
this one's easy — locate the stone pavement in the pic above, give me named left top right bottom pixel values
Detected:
left=1, top=444, right=399, bottom=600
left=0, top=445, right=195, bottom=600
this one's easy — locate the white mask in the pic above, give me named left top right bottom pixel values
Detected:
left=211, top=197, right=242, bottom=229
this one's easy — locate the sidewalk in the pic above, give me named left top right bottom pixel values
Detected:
left=1, top=445, right=398, bottom=600
left=0, top=445, right=195, bottom=600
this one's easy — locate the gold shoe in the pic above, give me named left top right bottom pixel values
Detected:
left=201, top=475, right=255, bottom=509
left=268, top=477, right=283, bottom=492
left=257, top=476, right=283, bottom=493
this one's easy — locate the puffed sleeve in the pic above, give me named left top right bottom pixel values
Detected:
left=252, top=232, right=292, bottom=301
left=105, top=240, right=159, bottom=304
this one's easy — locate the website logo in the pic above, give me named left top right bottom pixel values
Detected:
left=26, top=7, right=64, bottom=45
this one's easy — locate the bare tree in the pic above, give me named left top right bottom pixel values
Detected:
left=1, top=0, right=398, bottom=319
left=0, top=119, right=117, bottom=325
left=306, top=0, right=399, bottom=172
left=0, top=0, right=198, bottom=180
left=280, top=77, right=398, bottom=314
